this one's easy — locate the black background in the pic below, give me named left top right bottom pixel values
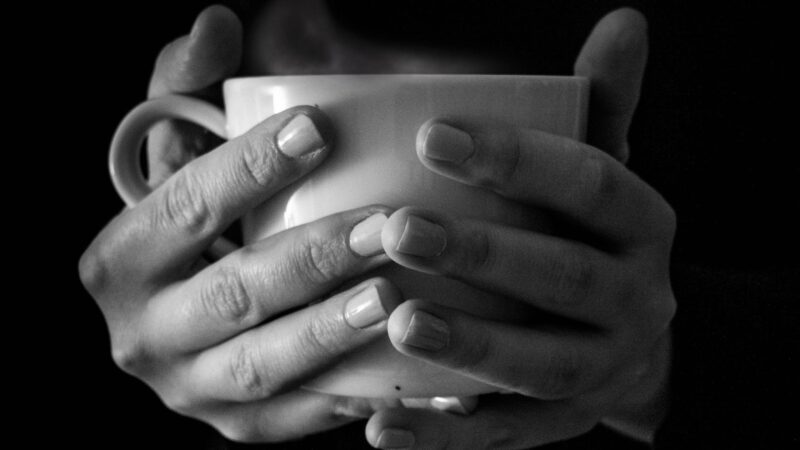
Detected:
left=33, top=1, right=799, bottom=447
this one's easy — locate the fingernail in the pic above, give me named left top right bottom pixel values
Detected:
left=401, top=310, right=449, bottom=351
left=395, top=215, right=447, bottom=257
left=421, top=122, right=474, bottom=164
left=344, top=285, right=388, bottom=329
left=430, top=396, right=479, bottom=415
left=349, top=213, right=388, bottom=257
left=376, top=428, right=415, bottom=449
left=277, top=114, right=325, bottom=158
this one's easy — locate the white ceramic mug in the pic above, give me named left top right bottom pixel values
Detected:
left=109, top=74, right=589, bottom=398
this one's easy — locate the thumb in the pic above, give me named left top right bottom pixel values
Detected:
left=148, top=4, right=242, bottom=98
left=145, top=5, right=242, bottom=187
left=574, top=8, right=648, bottom=163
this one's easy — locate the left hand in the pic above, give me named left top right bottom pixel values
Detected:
left=366, top=9, right=676, bottom=449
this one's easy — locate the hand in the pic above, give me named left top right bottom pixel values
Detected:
left=366, top=9, right=676, bottom=449
left=79, top=6, right=402, bottom=443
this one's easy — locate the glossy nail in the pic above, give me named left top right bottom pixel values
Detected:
left=421, top=122, right=474, bottom=163
left=395, top=215, right=447, bottom=257
left=349, top=213, right=388, bottom=257
left=277, top=114, right=325, bottom=158
left=376, top=428, right=415, bottom=449
left=401, top=310, right=449, bottom=351
left=430, top=396, right=479, bottom=415
left=344, top=285, right=388, bottom=329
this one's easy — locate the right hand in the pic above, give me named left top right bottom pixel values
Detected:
left=79, top=6, right=400, bottom=443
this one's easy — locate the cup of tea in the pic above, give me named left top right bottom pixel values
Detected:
left=109, top=74, right=589, bottom=399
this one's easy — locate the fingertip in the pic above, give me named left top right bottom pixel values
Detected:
left=382, top=207, right=453, bottom=277
left=151, top=5, right=243, bottom=96
left=387, top=300, right=452, bottom=356
left=183, top=5, right=243, bottom=84
left=370, top=277, right=404, bottom=315
left=367, top=408, right=455, bottom=449
left=574, top=7, right=648, bottom=159
left=365, top=408, right=420, bottom=449
left=386, top=299, right=419, bottom=346
left=416, top=118, right=475, bottom=168
left=265, top=105, right=335, bottom=162
left=190, top=4, right=243, bottom=44
left=609, top=7, right=649, bottom=37
left=600, top=8, right=648, bottom=55
left=380, top=207, right=412, bottom=258
left=415, top=117, right=439, bottom=160
left=364, top=410, right=387, bottom=447
left=577, top=7, right=648, bottom=72
left=290, top=105, right=336, bottom=150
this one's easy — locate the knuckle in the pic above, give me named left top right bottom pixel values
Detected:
left=447, top=225, right=493, bottom=276
left=155, top=38, right=183, bottom=71
left=229, top=344, right=270, bottom=400
left=155, top=169, right=214, bottom=235
left=657, top=201, right=678, bottom=240
left=661, top=292, right=678, bottom=327
left=541, top=247, right=596, bottom=306
left=297, top=229, right=348, bottom=285
left=646, top=289, right=677, bottom=334
left=296, top=315, right=343, bottom=359
left=199, top=266, right=255, bottom=325
left=496, top=130, right=526, bottom=194
left=619, top=277, right=676, bottom=338
left=239, top=132, right=281, bottom=188
left=568, top=406, right=602, bottom=438
left=111, top=339, right=153, bottom=375
left=447, top=328, right=492, bottom=373
left=161, top=390, right=195, bottom=416
left=471, top=131, right=523, bottom=194
left=78, top=244, right=112, bottom=296
left=574, top=153, right=617, bottom=218
left=216, top=421, right=263, bottom=444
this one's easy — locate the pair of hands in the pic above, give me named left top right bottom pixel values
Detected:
left=79, top=5, right=676, bottom=449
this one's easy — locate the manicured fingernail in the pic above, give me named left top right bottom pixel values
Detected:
left=395, top=215, right=446, bottom=257
left=401, top=310, right=449, bottom=351
left=430, top=396, right=479, bottom=415
left=421, top=122, right=474, bottom=164
left=349, top=213, right=388, bottom=257
left=376, top=428, right=415, bottom=449
left=344, top=285, right=388, bottom=329
left=277, top=114, right=325, bottom=158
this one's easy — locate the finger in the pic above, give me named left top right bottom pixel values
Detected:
left=366, top=359, right=655, bottom=450
left=147, top=5, right=243, bottom=186
left=148, top=5, right=242, bottom=97
left=144, top=206, right=392, bottom=354
left=111, top=105, right=334, bottom=285
left=185, top=278, right=403, bottom=403
left=387, top=300, right=612, bottom=401
left=381, top=207, right=624, bottom=326
left=574, top=8, right=649, bottom=162
left=415, top=120, right=675, bottom=248
left=202, top=390, right=400, bottom=444
left=366, top=396, right=594, bottom=450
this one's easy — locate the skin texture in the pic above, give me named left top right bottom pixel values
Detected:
left=79, top=1, right=676, bottom=447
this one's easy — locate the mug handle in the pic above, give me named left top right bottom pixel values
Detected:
left=109, top=94, right=238, bottom=258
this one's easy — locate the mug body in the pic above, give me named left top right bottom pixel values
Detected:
left=223, top=74, right=589, bottom=398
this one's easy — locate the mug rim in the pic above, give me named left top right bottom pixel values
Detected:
left=223, top=73, right=587, bottom=88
